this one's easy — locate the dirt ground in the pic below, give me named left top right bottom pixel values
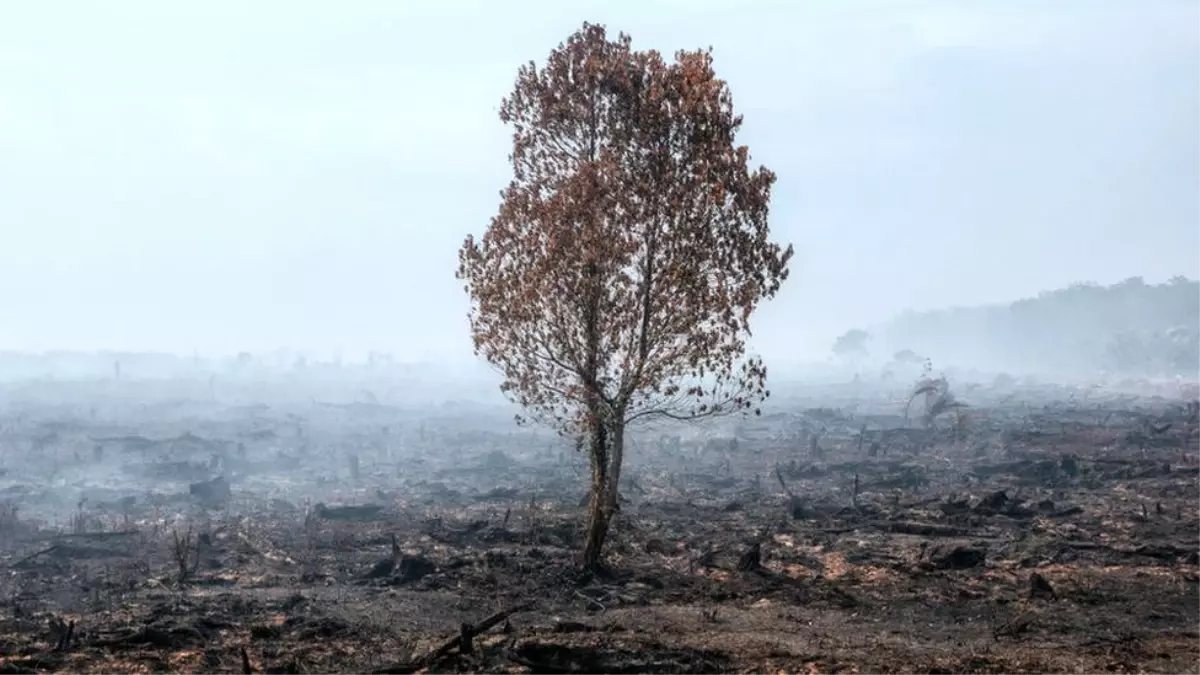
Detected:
left=1, top=381, right=1197, bottom=673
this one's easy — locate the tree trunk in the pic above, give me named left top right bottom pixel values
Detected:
left=604, top=420, right=625, bottom=514
left=582, top=418, right=629, bottom=572
left=580, top=250, right=607, bottom=572
left=581, top=418, right=610, bottom=571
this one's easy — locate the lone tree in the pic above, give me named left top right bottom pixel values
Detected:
left=457, top=23, right=793, bottom=571
left=832, top=329, right=870, bottom=361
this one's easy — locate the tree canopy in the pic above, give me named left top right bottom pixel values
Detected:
left=832, top=329, right=870, bottom=359
left=458, top=23, right=791, bottom=435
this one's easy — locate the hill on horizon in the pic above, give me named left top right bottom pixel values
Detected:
left=842, top=276, right=1199, bottom=378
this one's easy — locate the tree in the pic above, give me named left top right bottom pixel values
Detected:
left=457, top=23, right=792, bottom=571
left=832, top=329, right=870, bottom=360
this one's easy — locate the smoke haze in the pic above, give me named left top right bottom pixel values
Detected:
left=0, top=0, right=1196, bottom=367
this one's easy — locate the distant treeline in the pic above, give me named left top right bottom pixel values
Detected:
left=873, top=276, right=1199, bottom=377
left=0, top=350, right=486, bottom=384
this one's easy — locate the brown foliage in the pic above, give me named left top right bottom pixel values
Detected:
left=458, top=23, right=792, bottom=569
left=457, top=22, right=793, bottom=436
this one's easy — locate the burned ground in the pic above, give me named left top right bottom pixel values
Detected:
left=0, top=383, right=1197, bottom=673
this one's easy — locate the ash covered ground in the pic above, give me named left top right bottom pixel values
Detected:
left=1, top=377, right=1197, bottom=674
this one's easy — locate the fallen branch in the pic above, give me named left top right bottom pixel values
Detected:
left=53, top=530, right=140, bottom=540
left=372, top=601, right=534, bottom=674
left=9, top=545, right=58, bottom=569
left=574, top=590, right=606, bottom=611
left=503, top=649, right=548, bottom=672
left=883, top=521, right=970, bottom=537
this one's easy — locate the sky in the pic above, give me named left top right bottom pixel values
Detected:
left=0, top=0, right=1196, bottom=364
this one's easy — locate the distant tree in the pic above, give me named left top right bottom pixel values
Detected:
left=457, top=23, right=793, bottom=571
left=1166, top=326, right=1200, bottom=375
left=892, top=349, right=923, bottom=365
left=832, top=329, right=870, bottom=360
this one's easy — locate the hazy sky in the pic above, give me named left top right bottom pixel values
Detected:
left=1, top=0, right=1196, bottom=363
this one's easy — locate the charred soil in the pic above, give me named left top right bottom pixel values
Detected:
left=1, top=387, right=1197, bottom=673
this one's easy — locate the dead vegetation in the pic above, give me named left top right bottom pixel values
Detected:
left=905, top=361, right=969, bottom=430
left=0, top=381, right=1197, bottom=673
left=170, top=526, right=201, bottom=585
